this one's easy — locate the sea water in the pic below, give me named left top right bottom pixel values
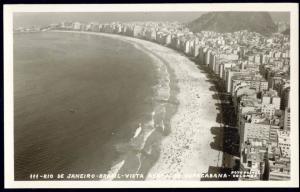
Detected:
left=14, top=32, right=167, bottom=180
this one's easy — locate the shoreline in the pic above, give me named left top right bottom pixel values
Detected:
left=49, top=30, right=222, bottom=180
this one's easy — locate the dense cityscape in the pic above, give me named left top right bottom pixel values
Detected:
left=14, top=19, right=291, bottom=181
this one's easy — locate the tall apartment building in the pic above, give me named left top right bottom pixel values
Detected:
left=145, top=28, right=157, bottom=41
left=283, top=108, right=290, bottom=131
left=226, top=70, right=249, bottom=93
left=277, top=130, right=291, bottom=158
left=240, top=141, right=267, bottom=180
left=262, top=89, right=281, bottom=110
left=133, top=25, right=143, bottom=37
left=231, top=75, right=268, bottom=95
left=72, top=22, right=82, bottom=30
left=240, top=119, right=271, bottom=146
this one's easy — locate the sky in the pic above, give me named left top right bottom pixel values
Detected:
left=13, top=12, right=290, bottom=28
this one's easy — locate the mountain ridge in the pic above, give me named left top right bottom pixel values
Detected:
left=188, top=12, right=278, bottom=36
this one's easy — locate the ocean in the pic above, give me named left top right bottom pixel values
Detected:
left=13, top=32, right=175, bottom=180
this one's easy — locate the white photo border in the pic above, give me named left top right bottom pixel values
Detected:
left=4, top=3, right=299, bottom=188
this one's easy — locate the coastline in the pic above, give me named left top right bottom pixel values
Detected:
left=50, top=30, right=222, bottom=180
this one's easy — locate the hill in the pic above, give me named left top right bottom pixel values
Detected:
left=188, top=12, right=278, bottom=36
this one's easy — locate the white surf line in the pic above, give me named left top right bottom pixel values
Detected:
left=133, top=123, right=142, bottom=139
left=135, top=110, right=157, bottom=174
left=151, top=111, right=155, bottom=127
left=141, top=127, right=156, bottom=149
left=135, top=153, right=142, bottom=174
left=102, top=160, right=125, bottom=181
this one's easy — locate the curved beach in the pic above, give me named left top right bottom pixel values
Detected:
left=52, top=31, right=222, bottom=180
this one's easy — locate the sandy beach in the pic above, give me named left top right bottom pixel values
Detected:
left=52, top=30, right=222, bottom=180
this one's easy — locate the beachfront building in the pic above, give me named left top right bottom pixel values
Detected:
left=60, top=21, right=73, bottom=30
left=72, top=22, right=82, bottom=31
left=133, top=25, right=143, bottom=37
left=145, top=28, right=157, bottom=41
left=225, top=69, right=250, bottom=93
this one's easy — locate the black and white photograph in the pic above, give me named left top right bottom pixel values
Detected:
left=3, top=3, right=299, bottom=188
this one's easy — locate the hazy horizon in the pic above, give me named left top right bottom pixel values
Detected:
left=14, top=12, right=290, bottom=28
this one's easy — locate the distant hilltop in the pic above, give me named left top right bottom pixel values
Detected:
left=188, top=12, right=278, bottom=36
